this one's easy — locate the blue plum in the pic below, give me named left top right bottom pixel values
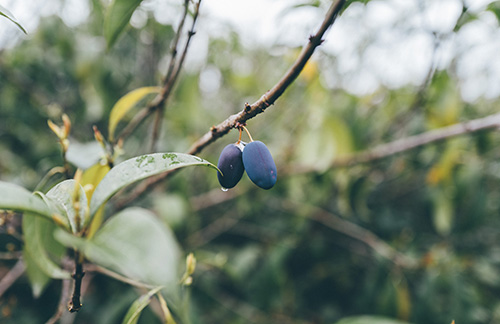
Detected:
left=242, top=141, right=277, bottom=190
left=217, top=144, right=245, bottom=189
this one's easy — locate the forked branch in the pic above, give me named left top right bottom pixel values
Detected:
left=114, top=0, right=347, bottom=208
left=187, top=0, right=346, bottom=155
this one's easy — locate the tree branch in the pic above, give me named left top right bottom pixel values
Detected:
left=187, top=0, right=345, bottom=155
left=149, top=0, right=192, bottom=152
left=45, top=279, right=71, bottom=324
left=113, top=0, right=347, bottom=209
left=281, top=200, right=417, bottom=269
left=328, top=112, right=500, bottom=168
left=0, top=251, right=22, bottom=260
left=0, top=259, right=25, bottom=298
left=68, top=251, right=84, bottom=312
left=117, top=0, right=202, bottom=147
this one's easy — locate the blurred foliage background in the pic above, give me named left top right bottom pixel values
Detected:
left=2, top=0, right=500, bottom=323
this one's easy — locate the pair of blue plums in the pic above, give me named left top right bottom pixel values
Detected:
left=217, top=141, right=277, bottom=190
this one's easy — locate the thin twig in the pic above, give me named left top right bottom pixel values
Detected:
left=328, top=112, right=500, bottom=168
left=117, top=0, right=199, bottom=146
left=150, top=107, right=166, bottom=152
left=0, top=259, right=25, bottom=298
left=186, top=210, right=243, bottom=248
left=282, top=200, right=417, bottom=269
left=164, top=0, right=190, bottom=86
left=190, top=187, right=244, bottom=211
left=45, top=279, right=71, bottom=324
left=0, top=251, right=22, bottom=260
left=114, top=105, right=151, bottom=143
left=149, top=0, right=191, bottom=152
left=187, top=0, right=345, bottom=155
left=113, top=0, right=346, bottom=209
left=197, top=280, right=306, bottom=324
left=85, top=264, right=156, bottom=289
left=149, top=0, right=202, bottom=151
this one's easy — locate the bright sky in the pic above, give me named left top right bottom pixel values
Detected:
left=1, top=0, right=499, bottom=101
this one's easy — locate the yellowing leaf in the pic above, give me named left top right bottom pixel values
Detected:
left=81, top=162, right=111, bottom=202
left=81, top=162, right=110, bottom=238
left=426, top=144, right=461, bottom=186
left=108, top=86, right=161, bottom=141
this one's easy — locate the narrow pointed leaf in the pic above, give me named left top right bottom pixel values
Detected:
left=122, top=286, right=163, bottom=324
left=108, top=86, right=161, bottom=141
left=0, top=5, right=27, bottom=34
left=104, top=0, right=143, bottom=48
left=46, top=180, right=88, bottom=233
left=89, top=153, right=217, bottom=217
left=23, top=250, right=51, bottom=298
left=22, top=214, right=71, bottom=280
left=0, top=181, right=52, bottom=220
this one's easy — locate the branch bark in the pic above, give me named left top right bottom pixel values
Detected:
left=330, top=112, right=500, bottom=168
left=113, top=0, right=347, bottom=209
left=68, top=251, right=84, bottom=312
left=0, top=259, right=25, bottom=298
left=187, top=0, right=346, bottom=155
left=281, top=200, right=418, bottom=269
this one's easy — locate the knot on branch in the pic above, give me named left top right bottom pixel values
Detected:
left=244, top=102, right=252, bottom=113
left=308, top=35, right=324, bottom=46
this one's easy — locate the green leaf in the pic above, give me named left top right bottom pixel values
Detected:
left=22, top=214, right=71, bottom=280
left=108, top=86, right=161, bottom=141
left=0, top=181, right=52, bottom=220
left=46, top=180, right=88, bottom=233
left=296, top=116, right=352, bottom=172
left=56, top=207, right=181, bottom=287
left=488, top=1, right=500, bottom=23
left=23, top=250, right=51, bottom=298
left=0, top=5, right=27, bottom=34
left=432, top=190, right=453, bottom=236
left=89, top=153, right=218, bottom=217
left=122, top=286, right=163, bottom=324
left=335, top=315, right=412, bottom=324
left=104, top=0, right=143, bottom=48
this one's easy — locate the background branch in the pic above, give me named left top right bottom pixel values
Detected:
left=282, top=201, right=418, bottom=269
left=186, top=0, right=346, bottom=156
left=116, top=0, right=201, bottom=146
left=0, top=259, right=25, bottom=298
left=45, top=279, right=71, bottom=324
left=329, top=112, right=500, bottom=168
